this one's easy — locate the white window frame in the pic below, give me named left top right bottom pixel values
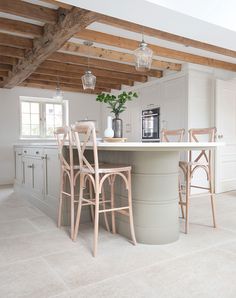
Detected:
left=19, top=96, right=68, bottom=139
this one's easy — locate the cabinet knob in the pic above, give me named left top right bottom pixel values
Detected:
left=36, top=151, right=39, bottom=154
left=27, top=164, right=33, bottom=168
left=24, top=150, right=27, bottom=153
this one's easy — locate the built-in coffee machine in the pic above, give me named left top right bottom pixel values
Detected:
left=141, top=107, right=160, bottom=142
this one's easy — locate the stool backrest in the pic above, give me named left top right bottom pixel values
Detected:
left=188, top=127, right=216, bottom=164
left=54, top=126, right=73, bottom=171
left=71, top=121, right=98, bottom=174
left=161, top=129, right=185, bottom=142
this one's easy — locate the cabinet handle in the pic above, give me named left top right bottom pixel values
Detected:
left=18, top=153, right=22, bottom=156
left=27, top=164, right=33, bottom=168
left=41, top=156, right=46, bottom=160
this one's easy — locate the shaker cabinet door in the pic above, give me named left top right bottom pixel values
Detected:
left=32, top=157, right=44, bottom=198
left=15, top=148, right=23, bottom=185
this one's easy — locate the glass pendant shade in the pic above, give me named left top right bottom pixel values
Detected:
left=81, top=70, right=96, bottom=90
left=134, top=40, right=153, bottom=71
left=53, top=86, right=63, bottom=101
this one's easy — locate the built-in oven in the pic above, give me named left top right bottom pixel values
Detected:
left=141, top=107, right=160, bottom=142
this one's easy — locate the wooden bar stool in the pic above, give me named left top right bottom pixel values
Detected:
left=54, top=126, right=78, bottom=239
left=71, top=121, right=137, bottom=257
left=179, top=127, right=217, bottom=233
left=161, top=128, right=185, bottom=218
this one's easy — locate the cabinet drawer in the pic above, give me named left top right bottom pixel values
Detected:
left=22, top=147, right=44, bottom=157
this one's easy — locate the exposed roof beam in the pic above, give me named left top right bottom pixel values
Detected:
left=0, top=32, right=33, bottom=49
left=49, top=52, right=162, bottom=77
left=0, top=17, right=43, bottom=38
left=99, top=16, right=236, bottom=59
left=40, top=0, right=73, bottom=10
left=0, top=64, right=12, bottom=71
left=76, top=29, right=236, bottom=72
left=1, top=8, right=100, bottom=88
left=0, top=56, right=18, bottom=65
left=0, top=0, right=57, bottom=24
left=29, top=73, right=122, bottom=90
left=40, top=60, right=148, bottom=82
left=34, top=67, right=134, bottom=86
left=20, top=80, right=110, bottom=94
left=62, top=41, right=181, bottom=71
left=0, top=45, right=24, bottom=58
left=0, top=70, right=8, bottom=77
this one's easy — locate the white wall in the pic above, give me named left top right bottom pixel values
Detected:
left=0, top=86, right=100, bottom=185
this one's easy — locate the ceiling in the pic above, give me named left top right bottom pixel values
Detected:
left=0, top=0, right=235, bottom=95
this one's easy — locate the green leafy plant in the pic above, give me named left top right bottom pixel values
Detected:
left=96, top=91, right=138, bottom=117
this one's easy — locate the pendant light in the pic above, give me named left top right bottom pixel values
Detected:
left=81, top=41, right=96, bottom=90
left=53, top=77, right=63, bottom=101
left=134, top=31, right=153, bottom=71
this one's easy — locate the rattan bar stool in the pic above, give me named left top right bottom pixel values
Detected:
left=71, top=121, right=137, bottom=257
left=179, top=127, right=217, bottom=234
left=161, top=128, right=185, bottom=218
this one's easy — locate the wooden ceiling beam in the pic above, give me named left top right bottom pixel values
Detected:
left=34, top=67, right=134, bottom=86
left=1, top=8, right=100, bottom=88
left=40, top=0, right=73, bottom=10
left=0, top=0, right=57, bottom=24
left=0, top=64, right=12, bottom=71
left=29, top=73, right=122, bottom=90
left=0, top=45, right=24, bottom=58
left=20, top=79, right=110, bottom=94
left=40, top=60, right=148, bottom=82
left=0, top=56, right=18, bottom=65
left=0, top=17, right=42, bottom=38
left=99, top=16, right=236, bottom=59
left=62, top=41, right=181, bottom=71
left=0, top=32, right=33, bottom=49
left=76, top=29, right=236, bottom=72
left=49, top=52, right=162, bottom=77
left=0, top=70, right=8, bottom=77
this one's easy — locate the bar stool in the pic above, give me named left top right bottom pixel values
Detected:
left=71, top=121, right=137, bottom=257
left=179, top=127, right=217, bottom=233
left=54, top=126, right=78, bottom=239
left=161, top=128, right=185, bottom=218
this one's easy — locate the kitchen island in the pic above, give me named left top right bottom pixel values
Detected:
left=14, top=142, right=221, bottom=245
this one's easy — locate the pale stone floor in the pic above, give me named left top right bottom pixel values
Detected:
left=1, top=186, right=236, bottom=298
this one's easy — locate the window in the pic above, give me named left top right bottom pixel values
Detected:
left=20, top=97, right=68, bottom=138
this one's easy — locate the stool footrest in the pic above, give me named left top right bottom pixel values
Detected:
left=99, top=206, right=129, bottom=213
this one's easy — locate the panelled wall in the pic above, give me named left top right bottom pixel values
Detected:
left=0, top=87, right=100, bottom=185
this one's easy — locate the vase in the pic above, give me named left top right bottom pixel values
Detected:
left=112, top=115, right=123, bottom=138
left=104, top=116, right=114, bottom=138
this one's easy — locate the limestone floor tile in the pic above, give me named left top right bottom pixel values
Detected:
left=27, top=215, right=58, bottom=232
left=218, top=239, right=236, bottom=255
left=164, top=223, right=236, bottom=257
left=0, top=204, right=44, bottom=223
left=0, top=258, right=67, bottom=298
left=126, top=248, right=236, bottom=298
left=44, top=235, right=171, bottom=289
left=0, top=218, right=39, bottom=238
left=0, top=229, right=82, bottom=267
left=201, top=211, right=236, bottom=233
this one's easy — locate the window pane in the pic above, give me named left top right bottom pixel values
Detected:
left=22, top=113, right=30, bottom=124
left=31, top=102, right=39, bottom=113
left=46, top=104, right=54, bottom=114
left=46, top=125, right=54, bottom=136
left=55, top=115, right=62, bottom=126
left=22, top=124, right=30, bottom=136
left=21, top=102, right=30, bottom=113
left=46, top=115, right=54, bottom=125
left=31, top=125, right=40, bottom=136
left=54, top=104, right=62, bottom=115
left=31, top=113, right=40, bottom=125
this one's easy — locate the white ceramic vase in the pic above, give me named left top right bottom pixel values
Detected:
left=104, top=116, right=114, bottom=138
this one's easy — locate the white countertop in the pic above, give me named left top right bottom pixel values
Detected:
left=14, top=141, right=224, bottom=152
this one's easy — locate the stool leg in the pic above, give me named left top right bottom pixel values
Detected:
left=178, top=176, right=185, bottom=218
left=127, top=170, right=137, bottom=245
left=58, top=170, right=64, bottom=228
left=93, top=188, right=100, bottom=257
left=73, top=174, right=84, bottom=241
left=70, top=177, right=74, bottom=239
left=101, top=186, right=110, bottom=232
left=110, top=175, right=116, bottom=234
left=89, top=179, right=95, bottom=223
left=185, top=167, right=190, bottom=234
left=209, top=170, right=217, bottom=228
